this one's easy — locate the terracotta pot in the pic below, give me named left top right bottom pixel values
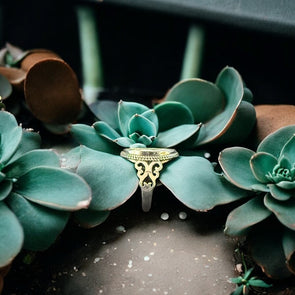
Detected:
left=254, top=104, right=295, bottom=143
left=0, top=49, right=82, bottom=124
left=0, top=67, right=25, bottom=91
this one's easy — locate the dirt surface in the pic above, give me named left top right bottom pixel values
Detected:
left=3, top=187, right=239, bottom=295
left=3, top=185, right=295, bottom=295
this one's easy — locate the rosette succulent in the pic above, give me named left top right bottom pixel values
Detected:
left=0, top=111, right=91, bottom=268
left=88, top=100, right=201, bottom=149
left=66, top=100, right=247, bottom=227
left=156, top=66, right=256, bottom=147
left=219, top=125, right=295, bottom=278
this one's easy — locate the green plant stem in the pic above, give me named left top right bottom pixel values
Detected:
left=235, top=245, right=248, bottom=272
left=76, top=5, right=104, bottom=104
left=180, top=24, right=205, bottom=80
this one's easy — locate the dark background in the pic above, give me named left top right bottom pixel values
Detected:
left=1, top=0, right=295, bottom=105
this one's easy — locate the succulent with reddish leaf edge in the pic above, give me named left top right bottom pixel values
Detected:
left=156, top=66, right=256, bottom=148
left=0, top=111, right=91, bottom=268
left=219, top=125, right=295, bottom=279
left=67, top=100, right=248, bottom=228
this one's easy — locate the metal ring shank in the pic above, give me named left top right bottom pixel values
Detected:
left=120, top=148, right=179, bottom=212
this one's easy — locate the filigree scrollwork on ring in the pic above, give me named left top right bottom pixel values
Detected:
left=120, top=148, right=179, bottom=212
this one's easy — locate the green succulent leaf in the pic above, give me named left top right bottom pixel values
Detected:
left=164, top=78, right=224, bottom=123
left=118, top=101, right=149, bottom=136
left=89, top=100, right=119, bottom=130
left=224, top=196, right=272, bottom=236
left=4, top=150, right=60, bottom=178
left=219, top=147, right=268, bottom=192
left=7, top=193, right=69, bottom=251
left=0, top=181, right=12, bottom=201
left=230, top=277, right=243, bottom=284
left=0, top=172, right=4, bottom=182
left=154, top=124, right=201, bottom=148
left=93, top=121, right=121, bottom=140
left=115, top=137, right=137, bottom=147
left=0, top=74, right=12, bottom=99
left=243, top=267, right=254, bottom=280
left=242, top=87, right=253, bottom=102
left=268, top=184, right=293, bottom=201
left=250, top=152, right=277, bottom=183
left=4, top=43, right=29, bottom=66
left=257, top=125, right=295, bottom=158
left=280, top=135, right=295, bottom=165
left=279, top=156, right=292, bottom=170
left=231, top=285, right=244, bottom=295
left=209, top=101, right=256, bottom=146
left=7, top=129, right=41, bottom=164
left=0, top=201, right=23, bottom=267
left=154, top=101, right=194, bottom=131
left=160, top=156, right=249, bottom=211
left=74, top=209, right=110, bottom=228
left=264, top=193, right=295, bottom=230
left=130, top=134, right=153, bottom=146
left=14, top=167, right=91, bottom=211
left=77, top=146, right=138, bottom=211
left=276, top=181, right=295, bottom=190
left=282, top=228, right=295, bottom=275
left=62, top=146, right=81, bottom=172
left=71, top=123, right=120, bottom=154
left=248, top=278, right=272, bottom=288
left=141, top=109, right=159, bottom=131
left=248, top=224, right=291, bottom=279
left=195, top=67, right=244, bottom=146
left=128, top=114, right=157, bottom=138
left=0, top=111, right=22, bottom=165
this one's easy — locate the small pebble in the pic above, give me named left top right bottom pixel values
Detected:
left=160, top=212, right=169, bottom=221
left=116, top=225, right=126, bottom=233
left=178, top=211, right=187, bottom=220
left=204, top=152, right=211, bottom=159
left=235, top=263, right=243, bottom=273
left=128, top=260, right=133, bottom=268
left=144, top=256, right=150, bottom=262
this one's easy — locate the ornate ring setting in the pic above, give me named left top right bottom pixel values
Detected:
left=120, top=148, right=179, bottom=212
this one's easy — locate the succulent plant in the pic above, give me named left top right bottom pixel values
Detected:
left=66, top=100, right=248, bottom=227
left=230, top=267, right=272, bottom=295
left=218, top=125, right=295, bottom=278
left=88, top=100, right=201, bottom=149
left=156, top=66, right=256, bottom=148
left=0, top=111, right=91, bottom=269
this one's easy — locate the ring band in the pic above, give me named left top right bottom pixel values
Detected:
left=120, top=148, right=179, bottom=212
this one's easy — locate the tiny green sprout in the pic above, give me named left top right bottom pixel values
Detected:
left=230, top=267, right=272, bottom=295
left=22, top=252, right=36, bottom=265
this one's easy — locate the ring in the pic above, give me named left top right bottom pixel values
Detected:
left=120, top=148, right=179, bottom=212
